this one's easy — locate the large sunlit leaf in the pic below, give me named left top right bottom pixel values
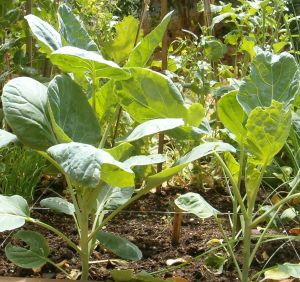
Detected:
left=50, top=46, right=131, bottom=80
left=2, top=77, right=57, bottom=151
left=237, top=51, right=300, bottom=114
left=47, top=142, right=134, bottom=188
left=103, top=16, right=141, bottom=64
left=48, top=75, right=101, bottom=146
left=0, top=129, right=18, bottom=148
left=40, top=197, right=75, bottom=216
left=104, top=187, right=134, bottom=210
left=245, top=101, right=291, bottom=164
left=146, top=142, right=235, bottom=188
left=25, top=14, right=62, bottom=55
left=218, top=91, right=247, bottom=144
left=5, top=230, right=49, bottom=269
left=175, top=192, right=218, bottom=218
left=126, top=11, right=173, bottom=67
left=105, top=143, right=134, bottom=161
left=58, top=4, right=99, bottom=52
left=115, top=68, right=188, bottom=123
left=0, top=195, right=29, bottom=232
left=120, top=118, right=184, bottom=142
left=97, top=231, right=142, bottom=261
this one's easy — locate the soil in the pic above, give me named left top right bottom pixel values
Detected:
left=0, top=185, right=299, bottom=281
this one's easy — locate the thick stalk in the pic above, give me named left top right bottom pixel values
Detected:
left=80, top=210, right=90, bottom=280
left=241, top=217, right=251, bottom=282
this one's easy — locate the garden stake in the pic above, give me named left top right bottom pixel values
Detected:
left=172, top=204, right=183, bottom=245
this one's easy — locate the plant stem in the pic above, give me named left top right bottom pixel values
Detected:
left=241, top=217, right=251, bottom=282
left=80, top=210, right=90, bottom=280
left=25, top=0, right=33, bottom=67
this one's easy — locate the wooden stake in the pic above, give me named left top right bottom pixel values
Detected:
left=172, top=205, right=183, bottom=245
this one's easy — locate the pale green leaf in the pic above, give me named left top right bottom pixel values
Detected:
left=0, top=195, right=29, bottom=232
left=58, top=4, right=99, bottom=52
left=50, top=46, right=131, bottom=80
left=264, top=263, right=300, bottom=280
left=246, top=101, right=291, bottom=164
left=175, top=192, right=219, bottom=218
left=103, top=16, right=141, bottom=64
left=120, top=118, right=184, bottom=142
left=237, top=51, right=300, bottom=114
left=25, top=14, right=62, bottom=55
left=115, top=68, right=188, bottom=123
left=104, top=143, right=134, bottom=161
left=5, top=230, right=49, bottom=269
left=218, top=91, right=247, bottom=144
left=48, top=75, right=101, bottom=146
left=2, top=77, right=57, bottom=151
left=47, top=142, right=134, bottom=188
left=126, top=11, right=173, bottom=67
left=40, top=197, right=75, bottom=215
left=124, top=154, right=167, bottom=168
left=97, top=231, right=142, bottom=261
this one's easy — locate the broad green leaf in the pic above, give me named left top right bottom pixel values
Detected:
left=186, top=103, right=205, bottom=127
left=239, top=37, right=256, bottom=60
left=111, top=269, right=134, bottom=282
left=2, top=77, right=57, bottom=151
left=97, top=231, right=142, bottom=261
left=120, top=118, right=184, bottom=143
left=40, top=197, right=75, bottom=215
left=146, top=142, right=235, bottom=188
left=0, top=195, right=29, bottom=232
left=5, top=230, right=49, bottom=269
left=245, top=159, right=261, bottom=203
left=48, top=75, right=101, bottom=146
left=94, top=81, right=117, bottom=122
left=126, top=11, right=173, bottom=67
left=103, top=16, right=141, bottom=64
left=224, top=152, right=240, bottom=184
left=0, top=129, right=18, bottom=148
left=124, top=154, right=167, bottom=168
left=24, top=14, right=62, bottom=55
left=105, top=143, right=134, bottom=161
left=237, top=51, right=300, bottom=114
left=205, top=254, right=227, bottom=275
left=50, top=46, right=131, bottom=80
left=218, top=91, right=247, bottom=144
left=104, top=187, right=134, bottom=209
left=264, top=263, right=300, bottom=280
left=58, top=4, right=99, bottom=52
left=175, top=192, right=219, bottom=218
left=246, top=101, right=291, bottom=164
left=47, top=142, right=134, bottom=188
left=115, top=68, right=188, bottom=123
left=203, top=39, right=226, bottom=61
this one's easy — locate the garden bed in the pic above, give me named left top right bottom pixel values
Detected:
left=1, top=186, right=299, bottom=281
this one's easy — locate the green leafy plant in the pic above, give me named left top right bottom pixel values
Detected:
left=174, top=50, right=300, bottom=281
left=0, top=4, right=224, bottom=281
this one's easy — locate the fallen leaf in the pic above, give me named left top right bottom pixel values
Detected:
left=172, top=277, right=189, bottom=282
left=288, top=228, right=300, bottom=235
